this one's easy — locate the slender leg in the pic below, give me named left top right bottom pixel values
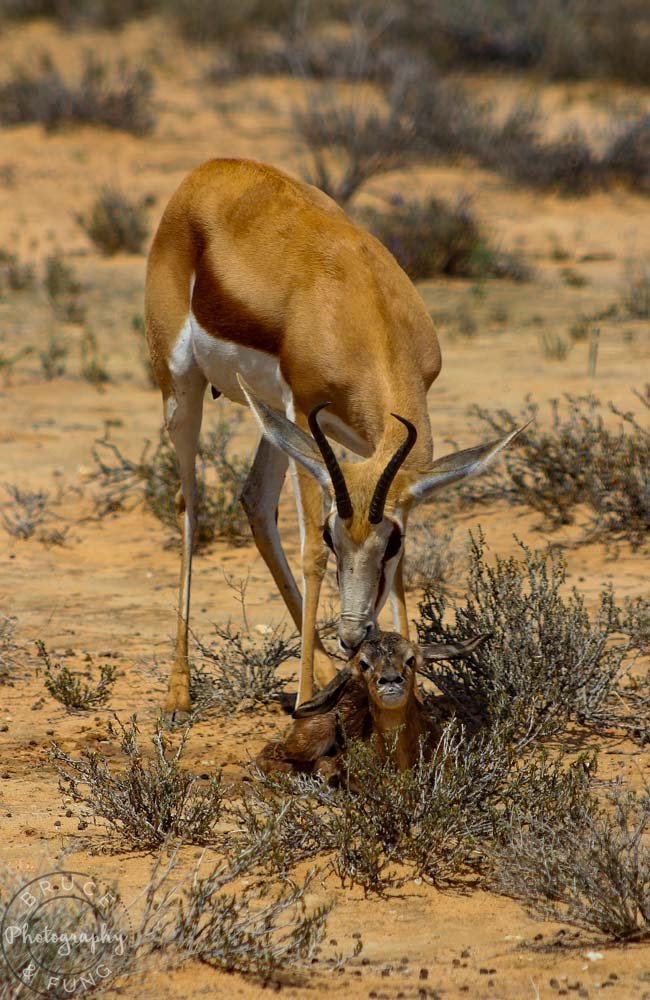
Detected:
left=164, top=372, right=206, bottom=715
left=240, top=437, right=303, bottom=630
left=390, top=550, right=410, bottom=639
left=292, top=465, right=337, bottom=706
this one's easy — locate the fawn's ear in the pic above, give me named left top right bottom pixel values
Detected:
left=421, top=633, right=491, bottom=663
left=292, top=667, right=353, bottom=719
left=406, top=424, right=529, bottom=504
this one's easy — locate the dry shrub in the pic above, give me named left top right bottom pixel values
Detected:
left=163, top=865, right=330, bottom=980
left=293, top=92, right=415, bottom=206
left=461, top=391, right=650, bottom=547
left=493, top=783, right=650, bottom=941
left=0, top=53, right=154, bottom=134
left=1, top=485, right=51, bottom=539
left=403, top=523, right=457, bottom=592
left=417, top=532, right=630, bottom=742
left=363, top=194, right=530, bottom=281
left=233, top=726, right=595, bottom=896
left=193, top=621, right=300, bottom=713
left=52, top=716, right=223, bottom=848
left=90, top=417, right=249, bottom=546
left=78, top=186, right=150, bottom=256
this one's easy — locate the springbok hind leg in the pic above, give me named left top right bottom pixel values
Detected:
left=164, top=372, right=206, bottom=716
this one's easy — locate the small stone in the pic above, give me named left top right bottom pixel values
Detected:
left=46, top=729, right=54, bottom=736
left=53, top=820, right=61, bottom=828
left=534, top=933, right=544, bottom=940
left=77, top=820, right=88, bottom=831
left=578, top=991, right=589, bottom=999
left=0, top=724, right=8, bottom=732
left=452, top=958, right=461, bottom=967
left=568, top=983, right=581, bottom=991
left=489, top=968, right=496, bottom=974
left=551, top=980, right=560, bottom=989
left=461, top=949, right=471, bottom=958
left=608, top=975, right=618, bottom=982
left=479, top=968, right=489, bottom=975
left=1, top=773, right=10, bottom=779
left=329, top=939, right=338, bottom=946
left=419, top=969, right=429, bottom=980
left=29, top=739, right=37, bottom=746
left=352, top=932, right=362, bottom=939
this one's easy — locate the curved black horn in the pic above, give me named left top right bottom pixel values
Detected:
left=368, top=414, right=417, bottom=524
left=308, top=402, right=353, bottom=520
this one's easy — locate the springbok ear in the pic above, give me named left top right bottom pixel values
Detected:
left=421, top=633, right=491, bottom=662
left=237, top=375, right=331, bottom=490
left=407, top=422, right=530, bottom=503
left=292, top=667, right=353, bottom=719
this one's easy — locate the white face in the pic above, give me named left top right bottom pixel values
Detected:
left=323, top=510, right=404, bottom=656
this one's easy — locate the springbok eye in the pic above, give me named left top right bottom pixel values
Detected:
left=405, top=655, right=416, bottom=669
left=359, top=658, right=371, bottom=672
left=384, top=527, right=402, bottom=561
left=322, top=526, right=334, bottom=551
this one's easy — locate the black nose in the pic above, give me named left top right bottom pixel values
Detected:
left=377, top=674, right=405, bottom=687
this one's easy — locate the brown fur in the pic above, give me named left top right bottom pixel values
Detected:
left=256, top=633, right=449, bottom=779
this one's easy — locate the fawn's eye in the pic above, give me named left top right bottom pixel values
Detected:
left=359, top=658, right=371, bottom=672
left=405, top=655, right=416, bottom=669
left=322, top=526, right=334, bottom=551
left=384, top=526, right=402, bottom=561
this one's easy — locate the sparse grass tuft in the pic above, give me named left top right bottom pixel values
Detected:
left=193, top=620, right=300, bottom=713
left=493, top=782, right=650, bottom=942
left=38, top=332, right=68, bottom=379
left=622, top=258, right=650, bottom=318
left=417, top=532, right=630, bottom=743
left=38, top=640, right=117, bottom=709
left=363, top=195, right=530, bottom=282
left=0, top=53, right=154, bottom=133
left=43, top=250, right=86, bottom=324
left=540, top=330, right=572, bottom=360
left=78, top=185, right=149, bottom=256
left=0, top=615, right=18, bottom=684
left=52, top=715, right=223, bottom=848
left=80, top=329, right=110, bottom=385
left=0, top=247, right=35, bottom=291
left=461, top=391, right=650, bottom=547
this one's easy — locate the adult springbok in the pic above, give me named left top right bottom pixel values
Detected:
left=145, top=158, right=522, bottom=715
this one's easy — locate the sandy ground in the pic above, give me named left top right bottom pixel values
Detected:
left=0, top=16, right=649, bottom=1000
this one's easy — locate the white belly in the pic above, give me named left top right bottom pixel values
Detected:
left=168, top=310, right=370, bottom=458
left=189, top=312, right=287, bottom=409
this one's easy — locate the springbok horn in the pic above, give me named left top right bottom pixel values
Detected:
left=368, top=414, right=417, bottom=524
left=308, top=402, right=353, bottom=520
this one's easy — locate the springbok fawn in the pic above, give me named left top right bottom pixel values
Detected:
left=145, top=157, right=523, bottom=714
left=256, top=630, right=489, bottom=777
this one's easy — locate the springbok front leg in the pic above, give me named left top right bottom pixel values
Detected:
left=240, top=437, right=303, bottom=629
left=390, top=550, right=410, bottom=639
left=164, top=368, right=206, bottom=716
left=292, top=465, right=337, bottom=706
